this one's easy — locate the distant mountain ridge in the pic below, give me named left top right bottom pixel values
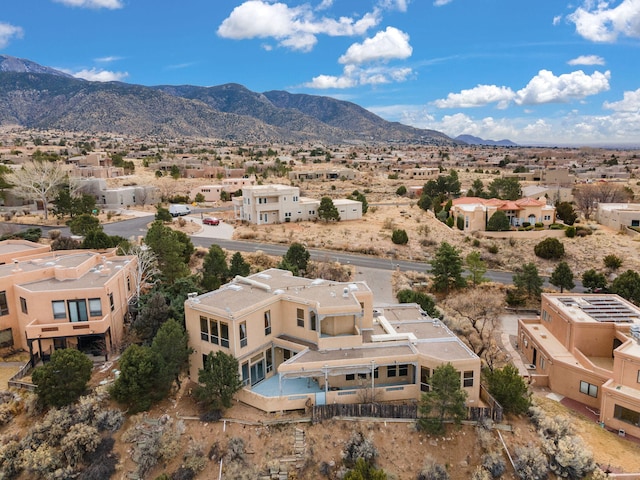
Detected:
left=455, top=134, right=517, bottom=147
left=0, top=54, right=458, bottom=145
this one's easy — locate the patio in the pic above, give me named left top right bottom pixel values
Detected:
left=250, top=374, right=324, bottom=397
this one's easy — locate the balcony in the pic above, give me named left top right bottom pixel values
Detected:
left=25, top=314, right=111, bottom=340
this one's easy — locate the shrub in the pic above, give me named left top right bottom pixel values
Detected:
left=446, top=216, right=455, bottom=228
left=549, top=223, right=564, bottom=230
left=603, top=254, right=623, bottom=270
left=342, top=431, right=378, bottom=467
left=486, top=211, right=511, bottom=231
left=534, top=237, right=565, bottom=259
left=544, top=435, right=596, bottom=479
left=226, top=437, right=247, bottom=464
left=417, top=455, right=449, bottom=480
left=522, top=222, right=531, bottom=228
left=487, top=244, right=499, bottom=254
left=472, top=238, right=481, bottom=247
left=60, top=423, right=101, bottom=467
left=565, top=226, right=576, bottom=238
left=456, top=216, right=465, bottom=230
left=471, top=466, right=492, bottom=480
left=482, top=451, right=506, bottom=478
left=514, top=445, right=549, bottom=480
left=391, top=228, right=409, bottom=245
left=77, top=437, right=118, bottom=480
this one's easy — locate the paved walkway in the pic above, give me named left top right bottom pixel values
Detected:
left=501, top=332, right=530, bottom=378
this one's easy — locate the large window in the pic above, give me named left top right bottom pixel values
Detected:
left=239, top=322, right=247, bottom=348
left=52, top=300, right=66, bottom=319
left=398, top=364, right=409, bottom=377
left=0, top=292, right=8, bottom=316
left=200, top=316, right=209, bottom=341
left=264, top=311, right=271, bottom=336
left=220, top=322, right=229, bottom=348
left=67, top=300, right=88, bottom=323
left=614, top=404, right=640, bottom=426
left=387, top=365, right=397, bottom=378
left=420, top=367, right=431, bottom=392
left=463, top=371, right=474, bottom=387
left=88, top=298, right=102, bottom=317
left=297, top=308, right=304, bottom=327
left=210, top=319, right=219, bottom=345
left=310, top=311, right=317, bottom=331
left=579, top=380, right=598, bottom=398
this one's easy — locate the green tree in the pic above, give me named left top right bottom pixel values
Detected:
left=581, top=269, right=607, bottom=293
left=195, top=351, right=243, bottom=411
left=159, top=275, right=201, bottom=322
left=32, top=348, right=93, bottom=407
left=423, top=171, right=461, bottom=199
left=68, top=213, right=101, bottom=236
left=170, top=164, right=181, bottom=179
left=486, top=211, right=511, bottom=231
left=417, top=194, right=432, bottom=211
left=151, top=319, right=192, bottom=390
left=418, top=363, right=468, bottom=434
left=395, top=185, right=407, bottom=196
left=349, top=190, right=368, bottom=214
left=229, top=251, right=251, bottom=277
left=53, top=185, right=96, bottom=218
left=144, top=221, right=190, bottom=283
left=132, top=291, right=170, bottom=344
left=344, top=458, right=387, bottom=480
left=465, top=251, right=487, bottom=286
left=550, top=261, right=575, bottom=293
left=155, top=205, right=172, bottom=222
left=467, top=178, right=486, bottom=198
left=610, top=270, right=640, bottom=306
left=487, top=177, right=522, bottom=200
left=603, top=254, right=623, bottom=271
left=194, top=192, right=205, bottom=203
left=201, top=244, right=229, bottom=291
left=391, top=229, right=409, bottom=245
left=430, top=242, right=467, bottom=294
left=534, top=237, right=565, bottom=259
left=485, top=364, right=531, bottom=415
left=513, top=263, right=544, bottom=299
left=318, top=196, right=340, bottom=222
left=82, top=230, right=115, bottom=249
left=279, top=242, right=310, bottom=276
left=111, top=344, right=167, bottom=413
left=396, top=289, right=441, bottom=318
left=555, top=202, right=577, bottom=225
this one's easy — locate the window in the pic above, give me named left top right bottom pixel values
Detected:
left=632, top=220, right=640, bottom=227
left=614, top=404, right=640, bottom=426
left=264, top=311, right=272, bottom=335
left=210, top=319, right=219, bottom=345
left=579, top=380, right=598, bottom=398
left=638, top=370, right=640, bottom=384
left=420, top=367, right=431, bottom=392
left=463, top=371, right=474, bottom=388
left=0, top=292, right=8, bottom=316
left=283, top=349, right=292, bottom=361
left=358, top=373, right=367, bottom=380
left=88, top=298, right=102, bottom=317
left=387, top=365, right=397, bottom=377
left=374, top=367, right=379, bottom=379
left=398, top=364, right=409, bottom=377
left=310, top=311, right=317, bottom=331
left=239, top=322, right=247, bottom=348
left=542, top=310, right=549, bottom=322
left=266, top=349, right=273, bottom=373
left=346, top=374, right=355, bottom=381
left=297, top=308, right=304, bottom=327
left=20, top=297, right=28, bottom=314
left=52, top=301, right=66, bottom=319
left=109, top=293, right=114, bottom=311
left=67, top=300, right=88, bottom=322
left=220, top=322, right=229, bottom=348
left=200, top=316, right=209, bottom=341
left=127, top=276, right=131, bottom=292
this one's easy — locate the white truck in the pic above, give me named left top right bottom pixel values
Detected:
left=169, top=204, right=191, bottom=217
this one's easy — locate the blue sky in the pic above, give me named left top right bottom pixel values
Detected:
left=1, top=0, right=640, bottom=146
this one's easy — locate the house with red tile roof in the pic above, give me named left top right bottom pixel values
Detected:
left=449, top=196, right=556, bottom=231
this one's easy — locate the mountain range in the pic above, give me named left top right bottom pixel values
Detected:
left=0, top=55, right=458, bottom=146
left=454, top=134, right=518, bottom=147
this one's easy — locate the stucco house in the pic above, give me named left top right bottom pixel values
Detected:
left=519, top=293, right=640, bottom=438
left=0, top=240, right=137, bottom=365
left=449, top=196, right=556, bottom=231
left=184, top=268, right=481, bottom=413
left=596, top=203, right=640, bottom=231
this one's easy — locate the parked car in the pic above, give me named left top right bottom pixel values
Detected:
left=203, top=217, right=220, bottom=225
left=169, top=204, right=191, bottom=217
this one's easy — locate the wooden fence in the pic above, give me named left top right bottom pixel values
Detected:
left=312, top=403, right=417, bottom=423
left=7, top=355, right=37, bottom=391
left=480, top=385, right=504, bottom=423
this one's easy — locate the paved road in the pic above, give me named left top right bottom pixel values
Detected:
left=20, top=213, right=582, bottom=289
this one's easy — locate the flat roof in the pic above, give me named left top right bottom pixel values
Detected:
left=549, top=295, right=640, bottom=324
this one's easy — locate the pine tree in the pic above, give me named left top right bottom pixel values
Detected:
left=430, top=242, right=467, bottom=294
left=550, top=261, right=575, bottom=293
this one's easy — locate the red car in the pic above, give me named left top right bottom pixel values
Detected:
left=203, top=217, right=220, bottom=226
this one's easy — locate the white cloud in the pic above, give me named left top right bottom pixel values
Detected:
left=568, top=0, right=640, bottom=42
left=69, top=68, right=128, bottom=82
left=433, top=85, right=516, bottom=109
left=377, top=0, right=410, bottom=11
left=433, top=0, right=453, bottom=6
left=94, top=55, right=122, bottom=63
left=305, top=64, right=412, bottom=88
left=217, top=1, right=380, bottom=52
left=0, top=22, right=24, bottom=49
left=515, top=69, right=610, bottom=105
left=339, top=27, right=412, bottom=64
left=552, top=15, right=562, bottom=26
left=53, top=0, right=123, bottom=9
left=567, top=54, right=605, bottom=66
left=316, top=0, right=333, bottom=10
left=603, top=88, right=640, bottom=111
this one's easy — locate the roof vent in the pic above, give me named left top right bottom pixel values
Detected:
left=343, top=287, right=349, bottom=298
left=187, top=292, right=198, bottom=299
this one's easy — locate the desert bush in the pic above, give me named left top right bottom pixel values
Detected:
left=476, top=427, right=494, bottom=451
left=159, top=427, right=182, bottom=462
left=94, top=408, right=125, bottom=432
left=135, top=429, right=162, bottom=478
left=482, top=451, right=506, bottom=478
left=20, top=444, right=63, bottom=478
left=342, top=431, right=378, bottom=467
left=0, top=440, right=22, bottom=478
left=537, top=414, right=573, bottom=440
left=200, top=410, right=222, bottom=423
left=60, top=423, right=100, bottom=467
left=471, top=466, right=492, bottom=480
left=472, top=238, right=481, bottom=247
left=77, top=437, right=118, bottom=480
left=225, top=437, right=247, bottom=464
left=603, top=254, right=623, bottom=270
left=182, top=441, right=206, bottom=474
left=391, top=228, right=409, bottom=245
left=48, top=229, right=62, bottom=240
left=51, top=236, right=82, bottom=251
left=177, top=217, right=187, bottom=228
left=0, top=402, right=15, bottom=426
left=222, top=461, right=258, bottom=480
left=534, top=237, right=565, bottom=259
left=544, top=435, right=596, bottom=480
left=383, top=218, right=395, bottom=230
left=417, top=455, right=449, bottom=480
left=208, top=441, right=223, bottom=461
left=513, top=445, right=549, bottom=480
left=565, top=226, right=576, bottom=238
left=487, top=244, right=499, bottom=254
left=172, top=467, right=196, bottom=480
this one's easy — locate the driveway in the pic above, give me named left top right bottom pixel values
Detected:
left=188, top=215, right=235, bottom=240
